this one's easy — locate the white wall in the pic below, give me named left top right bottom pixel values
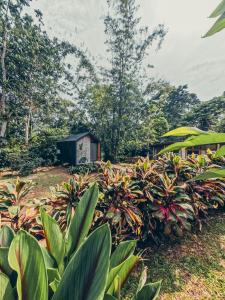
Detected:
left=76, top=136, right=91, bottom=164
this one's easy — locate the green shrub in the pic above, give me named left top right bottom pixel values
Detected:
left=0, top=184, right=161, bottom=300
left=69, top=163, right=99, bottom=175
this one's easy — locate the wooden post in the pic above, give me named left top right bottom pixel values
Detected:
left=97, top=143, right=101, bottom=161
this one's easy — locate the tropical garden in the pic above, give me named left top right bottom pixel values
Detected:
left=1, top=0, right=225, bottom=299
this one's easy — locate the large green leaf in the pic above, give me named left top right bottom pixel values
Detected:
left=209, top=0, right=225, bottom=18
left=66, top=182, right=99, bottom=258
left=215, top=145, right=225, bottom=158
left=41, top=246, right=55, bottom=268
left=107, top=255, right=140, bottom=296
left=0, top=273, right=14, bottom=300
left=104, top=296, right=117, bottom=300
left=41, top=208, right=65, bottom=271
left=47, top=268, right=61, bottom=293
left=134, top=281, right=162, bottom=300
left=53, top=224, right=111, bottom=300
left=190, top=168, right=225, bottom=181
left=0, top=247, right=13, bottom=276
left=0, top=226, right=15, bottom=247
left=159, top=132, right=225, bottom=155
left=8, top=230, right=48, bottom=300
left=163, top=127, right=207, bottom=137
left=205, top=12, right=225, bottom=37
left=110, top=240, right=136, bottom=269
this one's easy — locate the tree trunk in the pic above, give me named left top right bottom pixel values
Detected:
left=25, top=109, right=31, bottom=145
left=0, top=1, right=10, bottom=138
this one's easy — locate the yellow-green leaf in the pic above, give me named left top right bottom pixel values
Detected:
left=135, top=281, right=162, bottom=300
left=8, top=230, right=48, bottom=300
left=107, top=255, right=140, bottom=296
left=41, top=209, right=65, bottom=271
left=0, top=247, right=13, bottom=276
left=110, top=240, right=136, bottom=269
left=53, top=224, right=111, bottom=300
left=204, top=12, right=225, bottom=37
left=0, top=273, right=14, bottom=300
left=0, top=226, right=15, bottom=247
left=215, top=145, right=225, bottom=158
left=163, top=127, right=207, bottom=137
left=209, top=0, right=225, bottom=18
left=66, top=182, right=99, bottom=259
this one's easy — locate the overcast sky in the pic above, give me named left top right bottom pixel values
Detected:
left=30, top=0, right=225, bottom=101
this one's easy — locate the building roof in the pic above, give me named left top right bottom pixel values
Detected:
left=57, top=132, right=99, bottom=143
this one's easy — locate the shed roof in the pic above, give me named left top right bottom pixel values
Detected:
left=58, top=132, right=99, bottom=143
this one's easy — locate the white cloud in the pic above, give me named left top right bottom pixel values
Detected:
left=30, top=0, right=225, bottom=100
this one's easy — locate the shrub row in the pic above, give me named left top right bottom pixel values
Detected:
left=1, top=153, right=224, bottom=246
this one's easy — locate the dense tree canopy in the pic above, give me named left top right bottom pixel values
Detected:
left=0, top=0, right=224, bottom=167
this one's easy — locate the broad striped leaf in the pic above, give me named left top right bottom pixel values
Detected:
left=41, top=209, right=65, bottom=271
left=0, top=247, right=13, bottom=276
left=209, top=0, right=225, bottom=18
left=0, top=226, right=15, bottom=247
left=163, top=127, right=207, bottom=137
left=0, top=273, right=14, bottom=300
left=215, top=145, right=225, bottom=158
left=107, top=255, right=140, bottom=296
left=104, top=296, right=117, bottom=300
left=204, top=12, right=225, bottom=37
left=41, top=247, right=55, bottom=268
left=66, top=182, right=99, bottom=259
left=8, top=230, right=48, bottom=300
left=47, top=268, right=61, bottom=293
left=110, top=240, right=136, bottom=269
left=159, top=132, right=225, bottom=155
left=53, top=224, right=111, bottom=300
left=190, top=168, right=225, bottom=181
left=137, top=265, right=148, bottom=292
left=135, top=281, right=162, bottom=300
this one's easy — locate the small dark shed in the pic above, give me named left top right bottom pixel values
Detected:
left=57, top=132, right=100, bottom=165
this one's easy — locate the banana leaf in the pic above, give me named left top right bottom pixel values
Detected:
left=110, top=240, right=136, bottom=269
left=107, top=255, right=140, bottom=296
left=52, top=224, right=111, bottom=300
left=66, top=182, right=99, bottom=259
left=134, top=281, right=162, bottom=300
left=159, top=132, right=225, bottom=155
left=0, top=226, right=15, bottom=247
left=204, top=0, right=225, bottom=37
left=0, top=273, right=14, bottom=300
left=163, top=127, right=207, bottom=137
left=41, top=208, right=65, bottom=271
left=8, top=230, right=48, bottom=300
left=189, top=168, right=225, bottom=181
left=0, top=247, right=13, bottom=276
left=215, top=145, right=225, bottom=158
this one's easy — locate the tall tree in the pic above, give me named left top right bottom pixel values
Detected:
left=162, top=85, right=200, bottom=129
left=0, top=0, right=31, bottom=138
left=183, top=93, right=225, bottom=131
left=81, top=0, right=166, bottom=160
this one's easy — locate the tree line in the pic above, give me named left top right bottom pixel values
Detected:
left=0, top=0, right=224, bottom=164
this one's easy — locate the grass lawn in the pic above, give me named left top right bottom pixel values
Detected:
left=0, top=166, right=71, bottom=199
left=125, top=214, right=225, bottom=300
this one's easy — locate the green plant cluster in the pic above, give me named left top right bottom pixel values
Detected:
left=69, top=163, right=99, bottom=175
left=0, top=184, right=161, bottom=300
left=0, top=129, right=66, bottom=176
left=39, top=155, right=225, bottom=245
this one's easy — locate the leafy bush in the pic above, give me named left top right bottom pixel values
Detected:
left=0, top=184, right=161, bottom=300
left=50, top=175, right=93, bottom=230
left=0, top=178, right=41, bottom=234
left=69, top=163, right=99, bottom=175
